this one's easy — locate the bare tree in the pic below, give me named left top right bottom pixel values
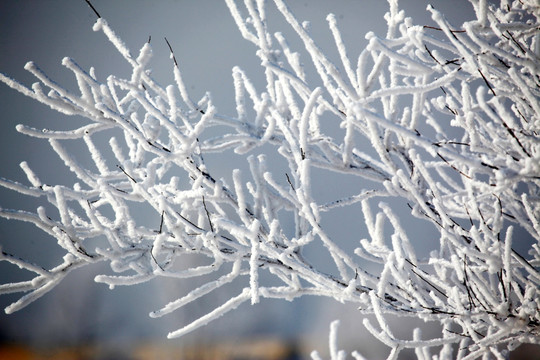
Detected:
left=1, top=0, right=539, bottom=358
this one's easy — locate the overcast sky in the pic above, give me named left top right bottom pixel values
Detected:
left=0, top=0, right=481, bottom=356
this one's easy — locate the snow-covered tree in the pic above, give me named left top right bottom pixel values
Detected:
left=1, top=0, right=539, bottom=358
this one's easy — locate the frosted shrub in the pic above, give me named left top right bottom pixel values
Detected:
left=1, top=0, right=539, bottom=358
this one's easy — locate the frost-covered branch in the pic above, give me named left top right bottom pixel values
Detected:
left=1, top=0, right=539, bottom=358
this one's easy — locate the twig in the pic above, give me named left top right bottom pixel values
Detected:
left=164, top=37, right=178, bottom=67
left=175, top=211, right=204, bottom=232
left=478, top=69, right=496, bottom=96
left=423, top=25, right=466, bottom=33
left=84, top=0, right=101, bottom=18
left=202, top=196, right=214, bottom=233
left=158, top=211, right=164, bottom=234
left=437, top=153, right=471, bottom=179
left=506, top=31, right=526, bottom=54
left=116, top=165, right=137, bottom=183
left=285, top=173, right=295, bottom=191
left=424, top=45, right=441, bottom=65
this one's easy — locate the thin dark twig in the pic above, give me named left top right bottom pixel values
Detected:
left=434, top=141, right=470, bottom=147
left=512, top=249, right=540, bottom=278
left=84, top=0, right=101, bottom=18
left=445, top=105, right=458, bottom=115
left=404, top=260, right=448, bottom=299
left=423, top=25, right=466, bottom=33
left=498, top=270, right=508, bottom=303
left=444, top=58, right=461, bottom=66
left=516, top=108, right=528, bottom=123
left=463, top=256, right=481, bottom=310
left=117, top=165, right=137, bottom=183
left=150, top=246, right=165, bottom=271
left=285, top=173, right=295, bottom=191
left=464, top=278, right=475, bottom=310
left=159, top=211, right=164, bottom=234
left=506, top=31, right=526, bottom=54
left=164, top=37, right=178, bottom=67
left=419, top=305, right=457, bottom=315
left=478, top=69, right=496, bottom=96
left=202, top=196, right=214, bottom=233
left=477, top=207, right=492, bottom=231
left=499, top=117, right=531, bottom=157
left=175, top=211, right=204, bottom=232
left=480, top=161, right=499, bottom=170
left=464, top=204, right=474, bottom=226
left=437, top=153, right=472, bottom=179
left=424, top=45, right=441, bottom=65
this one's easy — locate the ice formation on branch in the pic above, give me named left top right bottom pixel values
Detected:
left=1, top=0, right=539, bottom=358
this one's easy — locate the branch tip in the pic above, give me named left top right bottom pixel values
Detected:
left=84, top=0, right=101, bottom=18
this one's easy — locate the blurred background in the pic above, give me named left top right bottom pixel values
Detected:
left=0, top=1, right=538, bottom=359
